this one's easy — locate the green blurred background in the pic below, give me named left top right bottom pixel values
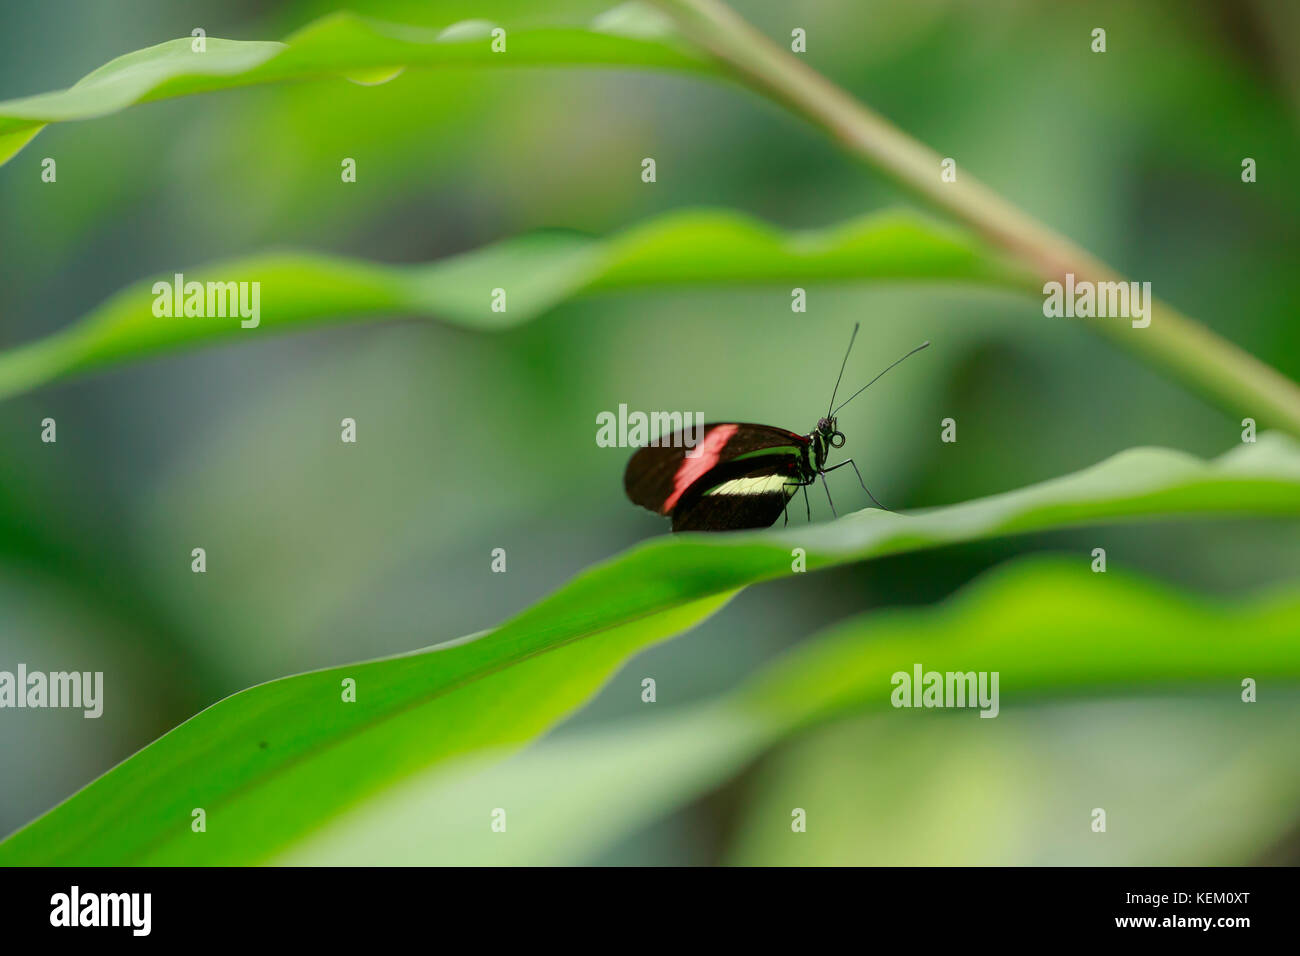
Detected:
left=1, top=0, right=1298, bottom=863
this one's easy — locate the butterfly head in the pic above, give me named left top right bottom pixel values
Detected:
left=816, top=417, right=847, bottom=448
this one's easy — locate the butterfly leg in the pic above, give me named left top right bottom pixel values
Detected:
left=823, top=458, right=891, bottom=511
left=821, top=473, right=837, bottom=518
left=781, top=481, right=802, bottom=527
left=802, top=484, right=812, bottom=523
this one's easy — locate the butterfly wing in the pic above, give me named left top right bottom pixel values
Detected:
left=669, top=454, right=802, bottom=531
left=624, top=422, right=807, bottom=516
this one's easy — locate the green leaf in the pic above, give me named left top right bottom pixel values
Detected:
left=0, top=436, right=1296, bottom=864
left=0, top=591, right=738, bottom=865
left=278, top=558, right=1300, bottom=865
left=0, top=11, right=716, bottom=168
left=0, top=208, right=1032, bottom=401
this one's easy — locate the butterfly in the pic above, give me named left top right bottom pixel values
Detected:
left=624, top=325, right=929, bottom=531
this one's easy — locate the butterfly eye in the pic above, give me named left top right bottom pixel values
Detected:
left=830, top=431, right=846, bottom=448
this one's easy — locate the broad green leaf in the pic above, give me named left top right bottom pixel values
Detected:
left=0, top=436, right=1296, bottom=863
left=0, top=208, right=1032, bottom=401
left=279, top=558, right=1300, bottom=865
left=0, top=11, right=715, bottom=168
left=0, top=591, right=737, bottom=865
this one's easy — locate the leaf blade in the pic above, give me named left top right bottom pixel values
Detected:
left=0, top=12, right=716, bottom=167
left=0, top=208, right=1033, bottom=401
left=0, top=591, right=737, bottom=865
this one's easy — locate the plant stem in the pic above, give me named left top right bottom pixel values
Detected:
left=654, top=0, right=1300, bottom=437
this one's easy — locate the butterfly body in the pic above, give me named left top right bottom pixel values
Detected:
left=622, top=327, right=929, bottom=533
left=624, top=416, right=854, bottom=532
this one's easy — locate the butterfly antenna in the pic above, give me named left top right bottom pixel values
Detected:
left=826, top=322, right=860, bottom=416
left=832, top=341, right=931, bottom=416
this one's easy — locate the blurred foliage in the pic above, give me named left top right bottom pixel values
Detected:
left=1, top=0, right=1298, bottom=864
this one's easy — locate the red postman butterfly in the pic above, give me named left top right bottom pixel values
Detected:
left=624, top=326, right=929, bottom=531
